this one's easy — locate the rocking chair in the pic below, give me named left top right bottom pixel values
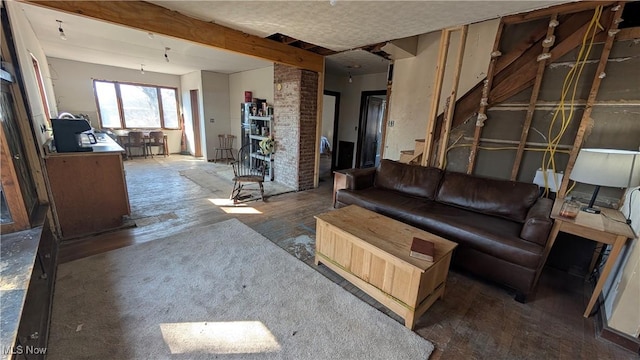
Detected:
left=230, top=144, right=265, bottom=202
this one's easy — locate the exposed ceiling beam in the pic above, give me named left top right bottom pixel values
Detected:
left=21, top=0, right=324, bottom=73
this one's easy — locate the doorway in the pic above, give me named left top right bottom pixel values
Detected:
left=356, top=90, right=386, bottom=168
left=189, top=90, right=203, bottom=157
left=321, top=90, right=340, bottom=179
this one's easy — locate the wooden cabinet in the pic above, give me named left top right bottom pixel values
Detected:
left=45, top=150, right=130, bottom=240
left=248, top=115, right=274, bottom=181
left=315, top=205, right=458, bottom=329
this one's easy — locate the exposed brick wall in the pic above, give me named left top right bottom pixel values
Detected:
left=299, top=70, right=318, bottom=190
left=273, top=64, right=318, bottom=190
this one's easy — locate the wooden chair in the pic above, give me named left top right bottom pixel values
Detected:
left=230, top=144, right=265, bottom=202
left=124, top=131, right=146, bottom=158
left=214, top=134, right=235, bottom=163
left=146, top=131, right=167, bottom=157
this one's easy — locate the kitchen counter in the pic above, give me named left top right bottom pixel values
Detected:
left=45, top=132, right=124, bottom=156
left=0, top=226, right=43, bottom=359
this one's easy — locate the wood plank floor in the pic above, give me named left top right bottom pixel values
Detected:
left=58, top=156, right=636, bottom=359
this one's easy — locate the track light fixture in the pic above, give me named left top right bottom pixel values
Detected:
left=56, top=20, right=67, bottom=40
left=348, top=72, right=353, bottom=83
left=164, top=47, right=170, bottom=63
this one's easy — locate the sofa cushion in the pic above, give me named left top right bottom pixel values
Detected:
left=374, top=160, right=443, bottom=200
left=410, top=202, right=544, bottom=269
left=436, top=171, right=539, bottom=222
left=336, top=190, right=543, bottom=269
left=336, top=188, right=427, bottom=221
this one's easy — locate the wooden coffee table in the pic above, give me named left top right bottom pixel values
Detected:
left=314, top=205, right=457, bottom=329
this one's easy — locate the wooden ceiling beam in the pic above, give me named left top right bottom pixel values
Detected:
left=22, top=0, right=324, bottom=72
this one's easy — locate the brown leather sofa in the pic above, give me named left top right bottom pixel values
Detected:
left=335, top=159, right=554, bottom=302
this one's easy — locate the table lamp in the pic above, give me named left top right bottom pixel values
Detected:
left=569, top=148, right=640, bottom=214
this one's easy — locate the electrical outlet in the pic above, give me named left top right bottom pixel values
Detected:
left=209, top=118, right=215, bottom=123
left=388, top=120, right=395, bottom=127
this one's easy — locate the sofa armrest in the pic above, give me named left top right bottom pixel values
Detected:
left=345, top=167, right=376, bottom=190
left=520, top=198, right=554, bottom=246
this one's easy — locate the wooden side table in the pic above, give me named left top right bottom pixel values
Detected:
left=543, top=199, right=635, bottom=317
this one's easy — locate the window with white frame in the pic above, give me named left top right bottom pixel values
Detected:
left=93, top=80, right=179, bottom=129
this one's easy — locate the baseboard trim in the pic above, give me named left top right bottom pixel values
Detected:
left=595, top=305, right=640, bottom=355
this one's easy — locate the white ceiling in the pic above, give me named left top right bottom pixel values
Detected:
left=18, top=1, right=566, bottom=76
left=17, top=2, right=272, bottom=76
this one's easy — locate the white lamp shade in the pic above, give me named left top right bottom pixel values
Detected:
left=570, top=148, right=640, bottom=188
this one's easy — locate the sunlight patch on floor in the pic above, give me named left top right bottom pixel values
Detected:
left=208, top=198, right=262, bottom=214
left=160, top=321, right=280, bottom=354
left=208, top=198, right=236, bottom=206
left=220, top=207, right=262, bottom=214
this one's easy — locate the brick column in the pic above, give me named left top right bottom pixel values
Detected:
left=273, top=64, right=318, bottom=190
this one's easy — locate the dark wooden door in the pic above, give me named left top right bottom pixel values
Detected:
left=359, top=96, right=385, bottom=168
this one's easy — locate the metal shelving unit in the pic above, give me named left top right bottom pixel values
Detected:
left=248, top=115, right=274, bottom=181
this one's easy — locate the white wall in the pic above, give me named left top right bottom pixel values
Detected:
left=385, top=19, right=500, bottom=160
left=604, top=186, right=640, bottom=337
left=201, top=71, right=230, bottom=160
left=325, top=72, right=388, bottom=168
left=46, top=57, right=183, bottom=153
left=180, top=71, right=203, bottom=156
left=229, top=65, right=274, bottom=151
left=6, top=1, right=58, bottom=145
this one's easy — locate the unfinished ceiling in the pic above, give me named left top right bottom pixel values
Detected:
left=149, top=1, right=566, bottom=51
left=18, top=1, right=567, bottom=76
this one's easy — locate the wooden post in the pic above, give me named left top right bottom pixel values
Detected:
left=313, top=60, right=325, bottom=189
left=422, top=29, right=452, bottom=166
left=558, top=2, right=624, bottom=197
left=436, top=25, right=468, bottom=169
left=467, top=21, right=504, bottom=174
left=511, top=14, right=558, bottom=181
left=379, top=63, right=393, bottom=160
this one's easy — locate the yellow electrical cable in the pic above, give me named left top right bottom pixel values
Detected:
left=438, top=7, right=604, bottom=181
left=544, top=8, right=600, bottom=192
left=442, top=144, right=570, bottom=170
left=541, top=6, right=603, bottom=197
left=542, top=8, right=601, bottom=192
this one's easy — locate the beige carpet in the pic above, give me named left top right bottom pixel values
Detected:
left=48, top=219, right=434, bottom=359
left=180, top=165, right=296, bottom=200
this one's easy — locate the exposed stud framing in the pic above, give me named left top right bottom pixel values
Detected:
left=436, top=25, right=468, bottom=169
left=558, top=2, right=625, bottom=197
left=379, top=63, right=394, bottom=160
left=510, top=13, right=559, bottom=181
left=422, top=28, right=452, bottom=167
left=313, top=61, right=326, bottom=189
left=467, top=20, right=504, bottom=174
